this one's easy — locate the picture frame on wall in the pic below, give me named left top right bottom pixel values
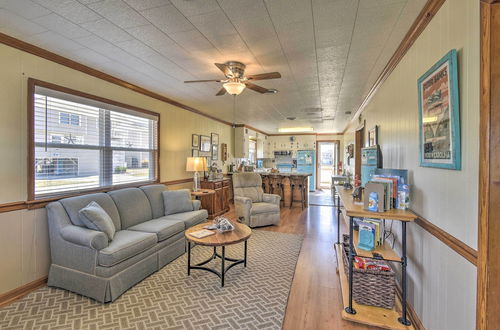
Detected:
left=368, top=126, right=378, bottom=146
left=200, top=135, right=211, bottom=152
left=192, top=149, right=199, bottom=157
left=211, top=133, right=219, bottom=146
left=192, top=134, right=199, bottom=148
left=417, top=49, right=461, bottom=170
left=211, top=144, right=219, bottom=160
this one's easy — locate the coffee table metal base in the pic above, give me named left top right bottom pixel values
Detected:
left=187, top=241, right=247, bottom=287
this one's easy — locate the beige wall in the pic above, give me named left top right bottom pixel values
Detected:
left=0, top=43, right=234, bottom=294
left=343, top=0, right=478, bottom=329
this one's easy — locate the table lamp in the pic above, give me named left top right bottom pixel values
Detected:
left=186, top=157, right=207, bottom=191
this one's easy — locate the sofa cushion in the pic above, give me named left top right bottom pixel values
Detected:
left=78, top=201, right=116, bottom=241
left=128, top=218, right=184, bottom=241
left=108, top=188, right=153, bottom=229
left=162, top=210, right=208, bottom=229
left=251, top=202, right=280, bottom=215
left=98, top=230, right=157, bottom=267
left=162, top=189, right=193, bottom=215
left=60, top=193, right=121, bottom=230
left=140, top=184, right=168, bottom=219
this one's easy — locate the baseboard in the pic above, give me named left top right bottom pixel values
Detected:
left=395, top=286, right=425, bottom=330
left=0, top=277, right=47, bottom=308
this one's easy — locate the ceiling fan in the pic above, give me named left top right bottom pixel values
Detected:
left=184, top=61, right=281, bottom=96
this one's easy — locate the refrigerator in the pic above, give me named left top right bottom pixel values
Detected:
left=296, top=150, right=316, bottom=191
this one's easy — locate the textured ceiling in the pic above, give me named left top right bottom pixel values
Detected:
left=0, top=0, right=427, bottom=133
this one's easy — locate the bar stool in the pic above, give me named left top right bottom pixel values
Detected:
left=290, top=175, right=307, bottom=210
left=269, top=174, right=284, bottom=206
left=261, top=174, right=270, bottom=193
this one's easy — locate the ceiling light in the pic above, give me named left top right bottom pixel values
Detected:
left=223, top=81, right=245, bottom=95
left=278, top=127, right=314, bottom=133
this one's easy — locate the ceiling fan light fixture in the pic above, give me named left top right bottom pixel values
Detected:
left=223, top=81, right=245, bottom=95
left=278, top=127, right=314, bottom=133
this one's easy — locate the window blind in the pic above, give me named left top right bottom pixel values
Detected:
left=33, top=87, right=158, bottom=198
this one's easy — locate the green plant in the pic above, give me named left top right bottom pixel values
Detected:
left=114, top=166, right=127, bottom=174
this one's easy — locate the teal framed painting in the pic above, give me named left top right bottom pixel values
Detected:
left=417, top=49, right=461, bottom=170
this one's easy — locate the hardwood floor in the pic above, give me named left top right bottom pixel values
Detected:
left=224, top=204, right=378, bottom=330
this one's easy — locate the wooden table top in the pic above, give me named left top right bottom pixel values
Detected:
left=335, top=185, right=417, bottom=222
left=190, top=189, right=215, bottom=197
left=185, top=221, right=252, bottom=246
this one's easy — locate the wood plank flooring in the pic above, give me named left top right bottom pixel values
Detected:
left=224, top=204, right=378, bottom=330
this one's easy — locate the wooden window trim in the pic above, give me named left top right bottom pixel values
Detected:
left=27, top=78, right=160, bottom=201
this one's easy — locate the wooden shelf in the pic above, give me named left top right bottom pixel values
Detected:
left=340, top=208, right=401, bottom=262
left=335, top=185, right=417, bottom=222
left=334, top=244, right=415, bottom=330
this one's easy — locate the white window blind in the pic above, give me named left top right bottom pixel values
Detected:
left=33, top=87, right=158, bottom=198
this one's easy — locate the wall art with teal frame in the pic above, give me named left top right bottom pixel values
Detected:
left=417, top=49, right=461, bottom=170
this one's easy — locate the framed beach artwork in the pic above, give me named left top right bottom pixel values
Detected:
left=200, top=135, right=211, bottom=152
left=192, top=134, right=199, bottom=148
left=211, top=144, right=219, bottom=160
left=211, top=133, right=219, bottom=146
left=368, top=126, right=378, bottom=146
left=417, top=49, right=461, bottom=170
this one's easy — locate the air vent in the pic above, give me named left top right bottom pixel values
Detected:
left=345, top=111, right=352, bottom=115
left=303, top=107, right=323, bottom=113
left=286, top=116, right=296, bottom=120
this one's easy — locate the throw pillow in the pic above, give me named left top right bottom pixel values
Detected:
left=162, top=189, right=193, bottom=215
left=79, top=201, right=116, bottom=241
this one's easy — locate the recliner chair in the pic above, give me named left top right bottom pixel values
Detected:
left=232, top=173, right=281, bottom=227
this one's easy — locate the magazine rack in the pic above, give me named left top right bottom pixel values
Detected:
left=334, top=185, right=417, bottom=329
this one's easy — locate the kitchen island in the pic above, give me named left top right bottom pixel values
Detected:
left=259, top=172, right=312, bottom=208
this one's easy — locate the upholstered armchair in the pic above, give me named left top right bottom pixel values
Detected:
left=232, top=173, right=281, bottom=227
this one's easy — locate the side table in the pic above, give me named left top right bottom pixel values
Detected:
left=191, top=189, right=216, bottom=218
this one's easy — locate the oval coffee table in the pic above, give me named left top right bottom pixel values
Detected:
left=185, top=221, right=252, bottom=287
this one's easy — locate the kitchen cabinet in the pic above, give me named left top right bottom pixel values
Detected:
left=234, top=127, right=250, bottom=158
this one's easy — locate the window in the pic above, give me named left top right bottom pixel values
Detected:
left=59, top=112, right=80, bottom=126
left=30, top=80, right=159, bottom=199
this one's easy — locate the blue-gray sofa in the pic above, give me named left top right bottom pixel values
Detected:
left=46, top=184, right=208, bottom=303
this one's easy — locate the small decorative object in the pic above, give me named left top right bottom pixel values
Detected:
left=212, top=144, right=219, bottom=160
left=418, top=49, right=461, bottom=170
left=397, top=184, right=410, bottom=210
left=368, top=125, right=378, bottom=146
left=368, top=191, right=379, bottom=212
left=200, top=135, right=211, bottom=152
left=192, top=149, right=199, bottom=157
left=221, top=143, right=228, bottom=161
left=343, top=172, right=353, bottom=189
left=213, top=216, right=235, bottom=233
left=211, top=133, right=219, bottom=145
left=358, top=222, right=376, bottom=251
left=192, top=134, right=199, bottom=148
left=352, top=186, right=364, bottom=202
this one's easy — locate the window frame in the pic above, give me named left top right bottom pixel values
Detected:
left=28, top=78, right=160, bottom=201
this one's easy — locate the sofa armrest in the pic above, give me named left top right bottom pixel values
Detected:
left=192, top=199, right=201, bottom=211
left=60, top=225, right=109, bottom=250
left=234, top=196, right=252, bottom=225
left=263, top=193, right=281, bottom=206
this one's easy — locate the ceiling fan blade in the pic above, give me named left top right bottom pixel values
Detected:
left=214, top=63, right=234, bottom=77
left=246, top=72, right=281, bottom=81
left=216, top=88, right=227, bottom=96
left=245, top=82, right=268, bottom=94
left=184, top=79, right=221, bottom=83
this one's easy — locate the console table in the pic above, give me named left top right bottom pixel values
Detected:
left=334, top=185, right=416, bottom=329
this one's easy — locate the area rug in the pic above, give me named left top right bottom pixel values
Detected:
left=0, top=230, right=303, bottom=330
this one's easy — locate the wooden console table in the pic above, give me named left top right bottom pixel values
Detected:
left=334, top=185, right=416, bottom=329
left=200, top=178, right=232, bottom=219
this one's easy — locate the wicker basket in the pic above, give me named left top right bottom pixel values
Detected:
left=342, top=234, right=396, bottom=309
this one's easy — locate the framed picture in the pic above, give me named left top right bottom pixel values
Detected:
left=192, top=149, right=199, bottom=157
left=211, top=144, right=219, bottom=160
left=200, top=135, right=211, bottom=152
left=368, top=126, right=378, bottom=146
left=417, top=49, right=461, bottom=170
left=211, top=133, right=219, bottom=145
left=192, top=134, right=199, bottom=148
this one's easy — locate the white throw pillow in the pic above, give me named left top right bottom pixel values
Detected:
left=162, top=189, right=193, bottom=215
left=79, top=201, right=116, bottom=241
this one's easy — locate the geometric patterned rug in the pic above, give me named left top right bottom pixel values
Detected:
left=0, top=230, right=303, bottom=330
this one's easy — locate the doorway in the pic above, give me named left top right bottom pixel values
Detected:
left=316, top=141, right=340, bottom=189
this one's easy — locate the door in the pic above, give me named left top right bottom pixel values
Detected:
left=317, top=141, right=339, bottom=189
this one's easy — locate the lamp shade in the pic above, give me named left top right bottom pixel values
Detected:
left=186, top=157, right=207, bottom=172
left=223, top=81, right=245, bottom=95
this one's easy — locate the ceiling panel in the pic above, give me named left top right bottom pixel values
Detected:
left=1, top=0, right=426, bottom=133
